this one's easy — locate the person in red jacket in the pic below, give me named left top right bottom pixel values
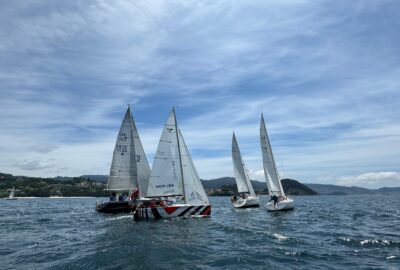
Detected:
left=130, top=188, right=140, bottom=201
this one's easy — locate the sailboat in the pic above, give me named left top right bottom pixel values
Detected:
left=96, top=106, right=151, bottom=213
left=6, top=187, right=17, bottom=200
left=133, top=108, right=211, bottom=220
left=260, top=114, right=294, bottom=211
left=231, top=132, right=260, bottom=208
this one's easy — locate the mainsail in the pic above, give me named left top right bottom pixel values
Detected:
left=260, top=114, right=285, bottom=197
left=179, top=129, right=210, bottom=205
left=232, top=133, right=256, bottom=197
left=107, top=106, right=150, bottom=192
left=146, top=109, right=184, bottom=197
left=9, top=187, right=15, bottom=199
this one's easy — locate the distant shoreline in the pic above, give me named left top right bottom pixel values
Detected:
left=2, top=173, right=400, bottom=198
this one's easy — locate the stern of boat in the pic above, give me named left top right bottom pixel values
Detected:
left=233, top=197, right=260, bottom=208
left=266, top=198, right=294, bottom=211
left=134, top=204, right=211, bottom=220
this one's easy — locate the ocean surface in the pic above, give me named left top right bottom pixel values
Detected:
left=0, top=195, right=399, bottom=270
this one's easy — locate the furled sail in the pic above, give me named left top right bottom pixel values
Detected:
left=260, top=114, right=285, bottom=197
left=107, top=106, right=150, bottom=192
left=178, top=129, right=210, bottom=205
left=232, top=133, right=256, bottom=197
left=146, top=109, right=184, bottom=197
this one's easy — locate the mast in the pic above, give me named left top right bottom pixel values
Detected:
left=173, top=107, right=186, bottom=203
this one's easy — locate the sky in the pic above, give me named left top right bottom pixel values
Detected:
left=0, top=0, right=399, bottom=189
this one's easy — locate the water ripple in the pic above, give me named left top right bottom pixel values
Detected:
left=0, top=195, right=399, bottom=269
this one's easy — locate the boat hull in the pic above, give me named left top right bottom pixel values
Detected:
left=5, top=198, right=17, bottom=200
left=133, top=204, right=211, bottom=220
left=266, top=198, right=294, bottom=211
left=95, top=201, right=137, bottom=213
left=233, top=197, right=260, bottom=208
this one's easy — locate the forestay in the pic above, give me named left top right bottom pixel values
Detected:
left=146, top=110, right=184, bottom=197
left=232, top=133, right=256, bottom=197
left=260, top=114, right=285, bottom=197
left=107, top=107, right=138, bottom=191
left=178, top=129, right=210, bottom=205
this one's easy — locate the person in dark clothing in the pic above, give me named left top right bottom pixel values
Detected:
left=110, top=192, right=117, bottom=202
left=269, top=194, right=279, bottom=207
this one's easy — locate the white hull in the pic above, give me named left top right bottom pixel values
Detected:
left=233, top=197, right=260, bottom=208
left=133, top=204, right=211, bottom=220
left=266, top=198, right=294, bottom=211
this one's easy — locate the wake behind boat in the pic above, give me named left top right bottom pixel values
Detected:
left=260, top=114, right=294, bottom=211
left=133, top=108, right=211, bottom=220
left=231, top=133, right=259, bottom=208
left=96, top=106, right=151, bottom=213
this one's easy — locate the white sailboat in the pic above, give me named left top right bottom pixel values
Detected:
left=134, top=108, right=211, bottom=220
left=96, top=106, right=151, bottom=213
left=231, top=132, right=260, bottom=208
left=6, top=187, right=17, bottom=200
left=260, top=114, right=294, bottom=211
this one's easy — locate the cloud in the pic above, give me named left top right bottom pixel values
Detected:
left=15, top=160, right=55, bottom=171
left=30, top=145, right=59, bottom=154
left=0, top=1, right=399, bottom=189
left=336, top=172, right=400, bottom=189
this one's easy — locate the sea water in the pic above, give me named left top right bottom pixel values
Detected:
left=0, top=195, right=399, bottom=269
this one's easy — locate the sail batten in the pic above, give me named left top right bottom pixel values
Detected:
left=232, top=133, right=256, bottom=197
left=260, top=114, right=285, bottom=197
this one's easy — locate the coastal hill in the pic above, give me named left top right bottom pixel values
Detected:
left=0, top=173, right=316, bottom=197
left=0, top=173, right=108, bottom=197
left=201, top=177, right=317, bottom=196
left=305, top=183, right=400, bottom=195
left=2, top=172, right=399, bottom=197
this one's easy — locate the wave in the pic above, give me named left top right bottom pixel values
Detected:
left=106, top=215, right=132, bottom=221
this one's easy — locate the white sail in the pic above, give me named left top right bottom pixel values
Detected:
left=107, top=107, right=139, bottom=191
left=9, top=187, right=15, bottom=199
left=260, top=114, right=285, bottom=197
left=178, top=129, right=210, bottom=205
left=146, top=109, right=184, bottom=197
left=232, top=133, right=256, bottom=197
left=131, top=113, right=151, bottom=196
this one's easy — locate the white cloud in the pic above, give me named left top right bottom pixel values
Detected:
left=336, top=172, right=400, bottom=189
left=15, top=160, right=55, bottom=171
left=0, top=1, right=399, bottom=190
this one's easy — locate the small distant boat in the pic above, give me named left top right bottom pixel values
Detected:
left=260, top=114, right=294, bottom=211
left=96, top=106, right=151, bottom=213
left=231, top=132, right=259, bottom=208
left=6, top=187, right=17, bottom=200
left=133, top=108, right=211, bottom=220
